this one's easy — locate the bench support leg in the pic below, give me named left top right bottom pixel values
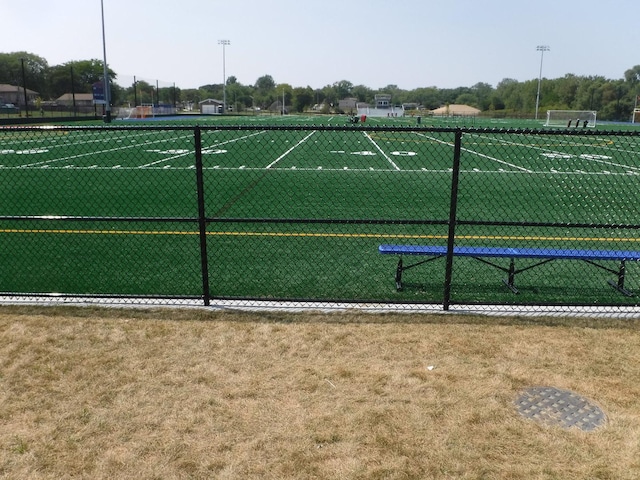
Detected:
left=607, top=260, right=634, bottom=297
left=502, top=258, right=519, bottom=294
left=583, top=259, right=635, bottom=297
left=394, top=255, right=444, bottom=291
left=395, top=257, right=403, bottom=291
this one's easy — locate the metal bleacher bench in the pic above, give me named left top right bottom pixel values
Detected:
left=378, top=244, right=640, bottom=296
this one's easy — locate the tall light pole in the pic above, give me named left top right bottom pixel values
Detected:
left=100, top=0, right=111, bottom=122
left=218, top=40, right=230, bottom=113
left=20, top=58, right=28, bottom=118
left=535, top=45, right=550, bottom=121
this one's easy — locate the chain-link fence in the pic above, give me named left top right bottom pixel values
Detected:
left=1, top=124, right=639, bottom=312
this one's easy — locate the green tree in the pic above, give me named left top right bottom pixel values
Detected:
left=553, top=74, right=580, bottom=109
left=198, top=83, right=223, bottom=101
left=412, top=87, right=441, bottom=110
left=455, top=93, right=478, bottom=107
left=321, top=83, right=339, bottom=109
left=488, top=93, right=505, bottom=111
left=624, top=65, right=640, bottom=84
left=351, top=84, right=373, bottom=103
left=48, top=59, right=116, bottom=100
left=597, top=81, right=630, bottom=120
left=333, top=80, right=354, bottom=99
left=131, top=80, right=156, bottom=105
left=255, top=75, right=276, bottom=92
left=225, top=80, right=253, bottom=111
left=157, top=86, right=179, bottom=105
left=471, top=82, right=494, bottom=110
left=253, top=75, right=276, bottom=108
left=0, top=51, right=49, bottom=98
left=495, top=78, right=520, bottom=110
left=292, top=86, right=314, bottom=113
left=180, top=88, right=202, bottom=107
left=574, top=76, right=606, bottom=111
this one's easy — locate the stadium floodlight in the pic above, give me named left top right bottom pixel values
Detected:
left=100, top=0, right=111, bottom=123
left=535, top=45, right=550, bottom=121
left=218, top=40, right=230, bottom=113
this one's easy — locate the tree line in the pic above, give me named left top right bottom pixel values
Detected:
left=1, top=51, right=639, bottom=121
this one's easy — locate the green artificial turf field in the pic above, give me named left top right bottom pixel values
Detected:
left=1, top=115, right=640, bottom=306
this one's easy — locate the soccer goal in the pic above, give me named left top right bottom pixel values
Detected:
left=114, top=107, right=132, bottom=120
left=545, top=110, right=597, bottom=128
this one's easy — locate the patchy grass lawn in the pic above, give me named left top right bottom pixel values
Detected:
left=1, top=306, right=640, bottom=479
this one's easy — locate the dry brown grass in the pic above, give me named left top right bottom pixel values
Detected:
left=1, top=306, right=640, bottom=479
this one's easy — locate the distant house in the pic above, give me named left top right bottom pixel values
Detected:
left=0, top=84, right=39, bottom=106
left=338, top=97, right=358, bottom=113
left=199, top=98, right=223, bottom=114
left=56, top=93, right=94, bottom=107
left=431, top=104, right=481, bottom=116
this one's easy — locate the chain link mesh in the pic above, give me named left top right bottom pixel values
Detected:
left=1, top=124, right=639, bottom=312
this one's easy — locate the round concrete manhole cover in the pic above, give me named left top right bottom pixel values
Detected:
left=515, top=386, right=607, bottom=431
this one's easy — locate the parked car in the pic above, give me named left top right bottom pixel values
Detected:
left=1, top=103, right=19, bottom=113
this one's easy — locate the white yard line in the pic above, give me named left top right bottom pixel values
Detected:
left=469, top=132, right=640, bottom=173
left=415, top=131, right=533, bottom=173
left=138, top=150, right=194, bottom=167
left=140, top=131, right=267, bottom=167
left=463, top=148, right=534, bottom=173
left=18, top=133, right=192, bottom=168
left=19, top=142, right=150, bottom=168
left=16, top=130, right=265, bottom=169
left=265, top=131, right=316, bottom=169
left=363, top=132, right=400, bottom=170
left=207, top=130, right=266, bottom=148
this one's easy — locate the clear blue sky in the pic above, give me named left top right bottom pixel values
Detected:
left=3, top=0, right=639, bottom=91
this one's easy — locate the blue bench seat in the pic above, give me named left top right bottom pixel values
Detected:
left=378, top=244, right=640, bottom=295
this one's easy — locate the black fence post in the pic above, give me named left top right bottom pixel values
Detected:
left=443, top=129, right=463, bottom=310
left=194, top=126, right=211, bottom=306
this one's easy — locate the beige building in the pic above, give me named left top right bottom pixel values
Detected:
left=0, top=84, right=39, bottom=106
left=56, top=93, right=95, bottom=107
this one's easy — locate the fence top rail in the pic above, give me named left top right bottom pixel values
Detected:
left=1, top=124, right=639, bottom=137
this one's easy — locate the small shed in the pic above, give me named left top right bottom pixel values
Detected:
left=199, top=98, right=223, bottom=114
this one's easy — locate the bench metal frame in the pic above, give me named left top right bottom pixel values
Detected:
left=380, top=245, right=639, bottom=296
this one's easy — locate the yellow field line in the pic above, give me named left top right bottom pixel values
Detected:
left=0, top=229, right=197, bottom=235
left=0, top=228, right=637, bottom=243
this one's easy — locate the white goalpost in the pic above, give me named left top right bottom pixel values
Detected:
left=545, top=110, right=597, bottom=128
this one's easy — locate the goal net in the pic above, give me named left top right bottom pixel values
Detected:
left=545, top=110, right=597, bottom=128
left=114, top=107, right=132, bottom=120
